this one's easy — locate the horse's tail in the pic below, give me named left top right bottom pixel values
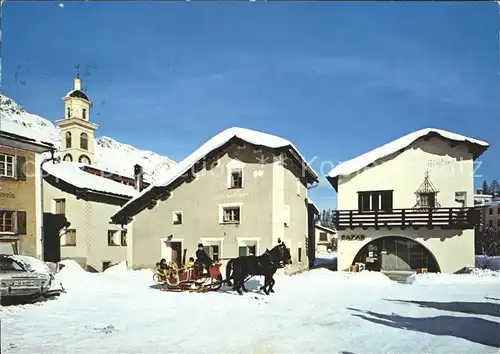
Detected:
left=225, top=259, right=234, bottom=285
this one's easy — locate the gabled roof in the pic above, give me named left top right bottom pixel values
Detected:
left=43, top=161, right=138, bottom=199
left=307, top=198, right=320, bottom=215
left=111, top=127, right=319, bottom=224
left=0, top=129, right=55, bottom=153
left=327, top=128, right=489, bottom=191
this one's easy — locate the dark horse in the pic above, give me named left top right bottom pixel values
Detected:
left=225, top=242, right=292, bottom=295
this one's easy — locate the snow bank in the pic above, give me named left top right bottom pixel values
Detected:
left=406, top=269, right=500, bottom=285
left=102, top=261, right=128, bottom=275
left=328, top=128, right=488, bottom=180
left=475, top=255, right=500, bottom=271
left=286, top=268, right=392, bottom=287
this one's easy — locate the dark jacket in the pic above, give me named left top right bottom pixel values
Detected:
left=196, top=249, right=212, bottom=266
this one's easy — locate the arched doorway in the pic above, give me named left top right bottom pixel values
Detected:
left=352, top=236, right=440, bottom=273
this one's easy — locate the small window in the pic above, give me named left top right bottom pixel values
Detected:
left=0, top=211, right=14, bottom=232
left=489, top=220, right=493, bottom=227
left=65, top=132, right=72, bottom=148
left=63, top=153, right=73, bottom=162
left=55, top=199, right=66, bottom=214
left=238, top=244, right=256, bottom=257
left=67, top=107, right=71, bottom=118
left=80, top=133, right=89, bottom=150
left=78, top=155, right=91, bottom=165
left=108, top=230, right=119, bottom=246
left=0, top=154, right=15, bottom=178
left=298, top=247, right=302, bottom=263
left=498, top=207, right=500, bottom=214
left=102, top=261, right=112, bottom=271
left=222, top=207, right=240, bottom=223
left=62, top=229, right=76, bottom=246
left=230, top=169, right=243, bottom=189
left=82, top=108, right=87, bottom=120
left=497, top=219, right=500, bottom=227
left=173, top=212, right=183, bottom=225
left=120, top=230, right=127, bottom=246
left=296, top=178, right=301, bottom=196
left=490, top=208, right=493, bottom=215
left=319, top=232, right=328, bottom=242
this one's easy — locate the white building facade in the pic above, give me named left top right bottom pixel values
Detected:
left=327, top=128, right=488, bottom=274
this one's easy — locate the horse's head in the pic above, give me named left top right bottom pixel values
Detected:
left=269, top=242, right=292, bottom=267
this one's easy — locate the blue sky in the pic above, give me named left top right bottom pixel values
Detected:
left=3, top=2, right=499, bottom=210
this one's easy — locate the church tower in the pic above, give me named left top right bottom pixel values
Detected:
left=56, top=72, right=99, bottom=165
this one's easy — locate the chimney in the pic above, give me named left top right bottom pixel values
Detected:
left=134, top=164, right=144, bottom=192
left=74, top=77, right=82, bottom=91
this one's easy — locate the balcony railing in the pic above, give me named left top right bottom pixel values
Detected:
left=333, top=207, right=481, bottom=230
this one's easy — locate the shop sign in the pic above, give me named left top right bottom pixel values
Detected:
left=340, top=234, right=365, bottom=241
left=0, top=191, right=15, bottom=199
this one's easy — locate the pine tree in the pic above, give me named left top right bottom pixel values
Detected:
left=490, top=180, right=500, bottom=197
left=482, top=180, right=490, bottom=194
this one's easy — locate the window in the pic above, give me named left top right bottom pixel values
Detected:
left=358, top=191, right=393, bottom=211
left=489, top=208, right=493, bottom=215
left=222, top=207, right=240, bottom=223
left=319, top=232, right=328, bottom=242
left=63, top=153, right=73, bottom=162
left=102, top=261, right=112, bottom=271
left=82, top=108, right=87, bottom=120
left=0, top=154, right=15, bottom=178
left=65, top=132, right=72, bottom=148
left=55, top=199, right=66, bottom=214
left=67, top=107, right=71, bottom=118
left=0, top=211, right=14, bottom=232
left=230, top=169, right=243, bottom=188
left=108, top=230, right=119, bottom=246
left=80, top=133, right=89, bottom=150
left=298, top=247, right=302, bottom=263
left=488, top=220, right=493, bottom=227
left=419, top=193, right=436, bottom=208
left=497, top=219, right=500, bottom=228
left=62, top=229, right=76, bottom=246
left=296, top=178, right=301, bottom=196
left=120, top=230, right=127, bottom=246
left=498, top=207, right=500, bottom=214
left=173, top=212, right=183, bottom=225
left=238, top=245, right=256, bottom=257
left=78, top=155, right=91, bottom=165
left=203, top=244, right=220, bottom=261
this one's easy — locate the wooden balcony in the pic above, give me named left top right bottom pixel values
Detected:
left=333, top=207, right=481, bottom=231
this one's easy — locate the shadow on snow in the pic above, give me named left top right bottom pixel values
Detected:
left=384, top=299, right=500, bottom=318
left=349, top=306, right=500, bottom=348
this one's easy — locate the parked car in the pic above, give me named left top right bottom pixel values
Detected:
left=0, top=255, right=51, bottom=299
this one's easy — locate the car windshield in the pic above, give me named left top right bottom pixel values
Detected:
left=0, top=258, right=25, bottom=271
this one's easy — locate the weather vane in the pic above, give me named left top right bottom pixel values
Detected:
left=74, top=64, right=80, bottom=78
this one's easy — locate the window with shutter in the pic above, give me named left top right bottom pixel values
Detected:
left=62, top=229, right=76, bottom=246
left=16, top=156, right=26, bottom=181
left=0, top=154, right=15, bottom=178
left=16, top=211, right=26, bottom=234
left=0, top=211, right=14, bottom=232
left=319, top=232, right=328, bottom=242
left=55, top=199, right=66, bottom=214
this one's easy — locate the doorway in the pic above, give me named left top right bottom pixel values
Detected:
left=170, top=242, right=182, bottom=267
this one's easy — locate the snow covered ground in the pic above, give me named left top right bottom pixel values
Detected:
left=2, top=261, right=499, bottom=353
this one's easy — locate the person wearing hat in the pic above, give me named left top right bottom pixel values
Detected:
left=195, top=243, right=213, bottom=277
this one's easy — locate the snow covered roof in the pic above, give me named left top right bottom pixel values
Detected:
left=112, top=127, right=319, bottom=223
left=63, top=89, right=90, bottom=102
left=315, top=223, right=337, bottom=234
left=327, top=128, right=489, bottom=190
left=0, top=129, right=55, bottom=153
left=308, top=198, right=320, bottom=214
left=43, top=161, right=138, bottom=199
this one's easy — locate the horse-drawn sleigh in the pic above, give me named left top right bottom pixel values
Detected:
left=153, top=241, right=292, bottom=295
left=153, top=261, right=224, bottom=292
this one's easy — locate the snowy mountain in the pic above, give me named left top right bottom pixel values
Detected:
left=0, top=94, right=176, bottom=182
